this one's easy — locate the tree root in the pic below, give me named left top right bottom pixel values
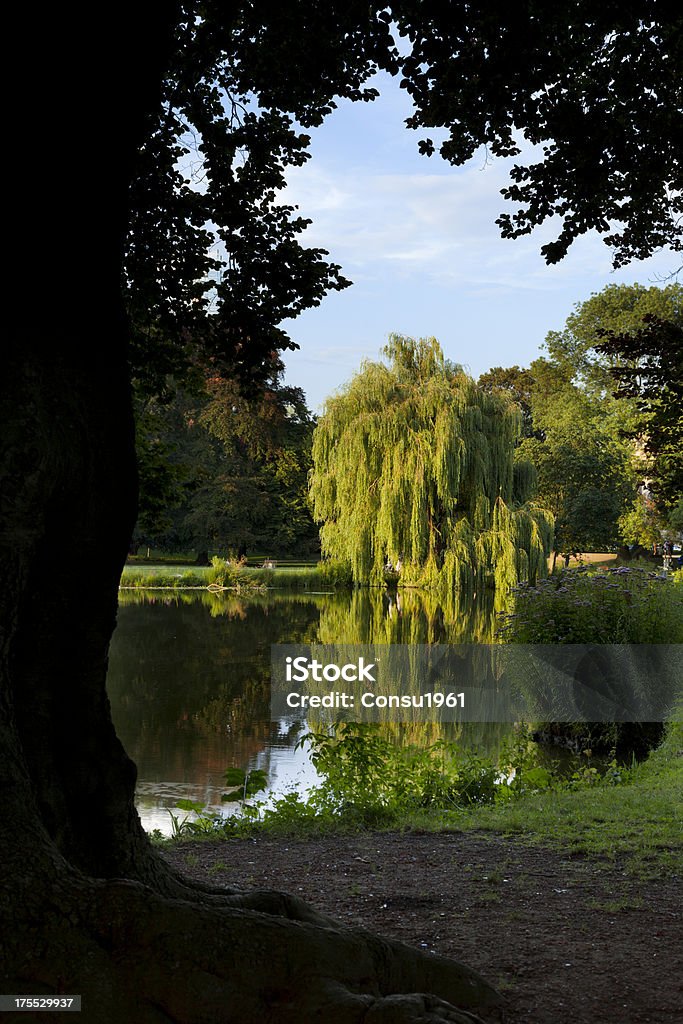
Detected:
left=5, top=876, right=503, bottom=1024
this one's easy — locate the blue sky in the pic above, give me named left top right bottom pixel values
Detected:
left=278, top=71, right=678, bottom=413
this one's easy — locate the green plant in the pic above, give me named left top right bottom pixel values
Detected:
left=318, top=560, right=354, bottom=589
left=167, top=799, right=225, bottom=837
left=207, top=556, right=239, bottom=588
left=222, top=767, right=268, bottom=806
left=296, top=723, right=554, bottom=822
left=498, top=565, right=683, bottom=643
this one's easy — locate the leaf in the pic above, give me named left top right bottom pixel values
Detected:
left=221, top=791, right=244, bottom=802
left=175, top=798, right=205, bottom=814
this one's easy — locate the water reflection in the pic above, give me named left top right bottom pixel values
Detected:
left=108, top=587, right=507, bottom=833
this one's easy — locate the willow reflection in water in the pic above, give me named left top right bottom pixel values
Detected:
left=107, top=586, right=511, bottom=833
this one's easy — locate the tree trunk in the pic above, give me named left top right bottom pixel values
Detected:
left=1, top=6, right=500, bottom=1021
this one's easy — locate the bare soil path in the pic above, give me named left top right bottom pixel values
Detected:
left=163, top=831, right=682, bottom=1023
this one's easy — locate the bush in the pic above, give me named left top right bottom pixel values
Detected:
left=498, top=565, right=682, bottom=755
left=499, top=565, right=682, bottom=644
left=299, top=723, right=550, bottom=818
left=207, top=556, right=240, bottom=587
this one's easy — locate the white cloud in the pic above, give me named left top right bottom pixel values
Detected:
left=282, top=156, right=677, bottom=295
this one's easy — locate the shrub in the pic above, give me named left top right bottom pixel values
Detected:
left=498, top=565, right=682, bottom=644
left=207, top=556, right=240, bottom=587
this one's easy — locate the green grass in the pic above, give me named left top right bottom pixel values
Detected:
left=120, top=562, right=337, bottom=590
left=249, top=566, right=328, bottom=589
left=120, top=565, right=210, bottom=588
left=441, top=719, right=683, bottom=874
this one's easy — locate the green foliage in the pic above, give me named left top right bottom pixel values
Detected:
left=299, top=723, right=569, bottom=820
left=120, top=562, right=336, bottom=592
left=206, top=556, right=241, bottom=588
left=668, top=498, right=683, bottom=535
left=182, top=723, right=640, bottom=837
left=477, top=365, right=541, bottom=439
left=499, top=566, right=683, bottom=644
left=133, top=370, right=319, bottom=557
left=125, top=7, right=683, bottom=402
left=545, top=283, right=682, bottom=395
left=134, top=398, right=189, bottom=537
left=222, top=767, right=268, bottom=803
left=310, top=336, right=553, bottom=592
left=454, top=717, right=683, bottom=871
left=618, top=498, right=664, bottom=550
left=518, top=431, right=632, bottom=558
left=167, top=766, right=269, bottom=837
left=483, top=286, right=683, bottom=558
left=161, top=721, right=681, bottom=871
left=513, top=371, right=635, bottom=558
left=539, top=284, right=682, bottom=529
left=595, top=315, right=683, bottom=516
left=168, top=799, right=223, bottom=838
left=318, top=559, right=354, bottom=589
left=120, top=568, right=209, bottom=588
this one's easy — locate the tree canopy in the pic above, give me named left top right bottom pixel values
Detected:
left=134, top=364, right=317, bottom=558
left=310, top=336, right=552, bottom=592
left=544, top=282, right=683, bottom=395
left=479, top=284, right=683, bottom=555
left=596, top=315, right=683, bottom=516
left=126, top=5, right=683, bottom=397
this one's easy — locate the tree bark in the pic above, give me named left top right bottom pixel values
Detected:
left=1, top=6, right=501, bottom=1020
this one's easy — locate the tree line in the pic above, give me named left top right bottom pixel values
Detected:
left=135, top=282, right=682, bottom=569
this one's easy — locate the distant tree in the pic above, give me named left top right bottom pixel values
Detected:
left=518, top=435, right=632, bottom=566
left=669, top=498, right=683, bottom=538
left=618, top=496, right=665, bottom=552
left=133, top=364, right=318, bottom=558
left=515, top=377, right=634, bottom=564
left=498, top=286, right=683, bottom=558
left=595, top=315, right=683, bottom=518
left=311, top=336, right=552, bottom=591
left=544, top=283, right=682, bottom=395
left=477, top=365, right=540, bottom=438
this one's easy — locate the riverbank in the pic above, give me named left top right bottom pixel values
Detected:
left=159, top=719, right=683, bottom=871
left=120, top=563, right=327, bottom=590
left=161, top=723, right=682, bottom=1022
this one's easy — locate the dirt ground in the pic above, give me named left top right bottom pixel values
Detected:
left=162, top=831, right=682, bottom=1023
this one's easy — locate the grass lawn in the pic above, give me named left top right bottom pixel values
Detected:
left=434, top=719, right=683, bottom=875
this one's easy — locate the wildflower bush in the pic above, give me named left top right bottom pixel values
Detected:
left=497, top=565, right=682, bottom=755
left=498, top=565, right=682, bottom=644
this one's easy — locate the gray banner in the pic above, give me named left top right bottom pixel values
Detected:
left=0, top=996, right=81, bottom=1012
left=271, top=644, right=682, bottom=723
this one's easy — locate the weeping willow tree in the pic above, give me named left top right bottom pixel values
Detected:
left=310, top=336, right=553, bottom=592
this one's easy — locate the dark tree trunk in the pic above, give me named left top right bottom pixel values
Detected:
left=0, top=6, right=500, bottom=1021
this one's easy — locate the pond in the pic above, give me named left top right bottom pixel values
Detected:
left=108, top=585, right=518, bottom=834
